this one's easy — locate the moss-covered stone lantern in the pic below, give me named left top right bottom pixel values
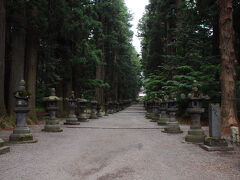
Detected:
left=157, top=97, right=169, bottom=126
left=9, top=80, right=37, bottom=143
left=96, top=103, right=102, bottom=117
left=163, top=93, right=183, bottom=134
left=90, top=100, right=98, bottom=119
left=77, top=95, right=89, bottom=122
left=108, top=101, right=113, bottom=114
left=104, top=102, right=109, bottom=116
left=150, top=95, right=160, bottom=122
left=181, top=80, right=209, bottom=143
left=64, top=91, right=80, bottom=125
left=42, top=88, right=63, bottom=132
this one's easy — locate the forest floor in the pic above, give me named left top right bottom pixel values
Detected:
left=0, top=104, right=239, bottom=180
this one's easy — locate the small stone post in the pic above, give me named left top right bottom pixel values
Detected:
left=182, top=80, right=209, bottom=143
left=42, top=88, right=63, bottom=132
left=200, top=104, right=233, bottom=151
left=90, top=100, right=98, bottom=119
left=77, top=95, right=89, bottom=122
left=0, top=138, right=10, bottom=155
left=9, top=80, right=37, bottom=143
left=64, top=91, right=80, bottom=125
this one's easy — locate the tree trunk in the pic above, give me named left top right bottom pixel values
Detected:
left=0, top=0, right=6, bottom=114
left=95, top=63, right=105, bottom=104
left=217, top=0, right=239, bottom=133
left=25, top=7, right=39, bottom=122
left=8, top=1, right=26, bottom=117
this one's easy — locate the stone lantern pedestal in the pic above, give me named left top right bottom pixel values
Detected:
left=77, top=96, right=89, bottom=122
left=9, top=80, right=37, bottom=143
left=185, top=107, right=205, bottom=143
left=90, top=100, right=98, bottom=119
left=0, top=138, right=10, bottom=155
left=157, top=101, right=169, bottom=126
left=163, top=100, right=182, bottom=134
left=42, top=88, right=63, bottom=132
left=107, top=101, right=113, bottom=114
left=64, top=91, right=80, bottom=125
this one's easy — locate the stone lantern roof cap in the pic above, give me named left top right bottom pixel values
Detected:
left=15, top=80, right=31, bottom=99
left=43, top=88, right=61, bottom=101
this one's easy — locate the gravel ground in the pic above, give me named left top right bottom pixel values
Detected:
left=0, top=104, right=239, bottom=180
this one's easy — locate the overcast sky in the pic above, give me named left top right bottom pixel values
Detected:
left=124, top=0, right=149, bottom=54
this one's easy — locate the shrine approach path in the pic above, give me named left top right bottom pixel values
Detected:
left=0, top=103, right=239, bottom=180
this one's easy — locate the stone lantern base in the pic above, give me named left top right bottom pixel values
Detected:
left=0, top=138, right=10, bottom=155
left=163, top=121, right=183, bottom=134
left=64, top=116, right=80, bottom=125
left=78, top=113, right=89, bottom=122
left=145, top=112, right=151, bottom=119
left=97, top=112, right=102, bottom=118
left=9, top=133, right=37, bottom=144
left=200, top=137, right=234, bottom=151
left=90, top=113, right=98, bottom=119
left=185, top=128, right=205, bottom=143
left=42, top=120, right=63, bottom=132
left=157, top=116, right=169, bottom=125
left=150, top=113, right=159, bottom=122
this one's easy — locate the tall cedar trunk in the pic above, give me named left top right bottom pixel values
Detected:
left=8, top=1, right=26, bottom=116
left=217, top=0, right=239, bottom=133
left=0, top=0, right=6, bottom=113
left=25, top=7, right=39, bottom=122
left=95, top=64, right=105, bottom=104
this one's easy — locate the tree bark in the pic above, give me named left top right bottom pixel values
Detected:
left=217, top=0, right=239, bottom=133
left=0, top=0, right=6, bottom=114
left=25, top=6, right=39, bottom=122
left=95, top=63, right=105, bottom=104
left=8, top=0, right=26, bottom=117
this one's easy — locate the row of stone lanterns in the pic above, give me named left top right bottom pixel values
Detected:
left=144, top=80, right=233, bottom=151
left=144, top=80, right=207, bottom=139
left=0, top=80, right=132, bottom=155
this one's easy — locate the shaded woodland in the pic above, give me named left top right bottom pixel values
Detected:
left=138, top=0, right=240, bottom=131
left=0, top=0, right=142, bottom=127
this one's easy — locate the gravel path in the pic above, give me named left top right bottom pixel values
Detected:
left=0, top=104, right=239, bottom=180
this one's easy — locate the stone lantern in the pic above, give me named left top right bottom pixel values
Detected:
left=108, top=101, right=113, bottom=114
left=157, top=98, right=169, bottom=126
left=150, top=95, right=160, bottom=122
left=113, top=101, right=117, bottom=113
left=9, top=80, right=37, bottom=143
left=182, top=80, right=209, bottom=143
left=145, top=99, right=153, bottom=119
left=90, top=100, right=98, bottom=119
left=163, top=94, right=183, bottom=134
left=0, top=138, right=10, bottom=155
left=42, top=88, right=63, bottom=132
left=77, top=95, right=89, bottom=122
left=104, top=102, right=109, bottom=116
left=64, top=91, right=80, bottom=125
left=96, top=103, right=102, bottom=117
